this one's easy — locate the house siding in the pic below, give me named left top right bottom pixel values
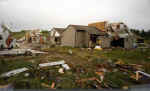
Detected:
left=99, top=36, right=111, bottom=48
left=75, top=31, right=89, bottom=47
left=124, top=37, right=133, bottom=49
left=61, top=27, right=76, bottom=47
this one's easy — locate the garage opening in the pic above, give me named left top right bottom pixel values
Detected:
left=55, top=37, right=61, bottom=45
left=111, top=38, right=124, bottom=48
left=89, top=34, right=99, bottom=48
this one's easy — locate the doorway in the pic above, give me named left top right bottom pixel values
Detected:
left=111, top=38, right=124, bottom=48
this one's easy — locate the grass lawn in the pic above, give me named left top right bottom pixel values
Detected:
left=0, top=47, right=150, bottom=89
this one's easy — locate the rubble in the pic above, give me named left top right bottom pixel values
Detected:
left=62, top=64, right=70, bottom=70
left=0, top=67, right=28, bottom=77
left=58, top=68, right=64, bottom=74
left=135, top=71, right=150, bottom=80
left=0, top=49, right=47, bottom=56
left=24, top=73, right=30, bottom=77
left=51, top=82, right=55, bottom=89
left=68, top=49, right=72, bottom=55
left=95, top=72, right=104, bottom=82
left=39, top=60, right=65, bottom=67
left=41, top=83, right=51, bottom=88
left=94, top=46, right=102, bottom=50
left=39, top=60, right=70, bottom=70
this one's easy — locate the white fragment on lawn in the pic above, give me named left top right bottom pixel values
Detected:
left=136, top=71, right=150, bottom=78
left=62, top=64, right=70, bottom=70
left=39, top=60, right=70, bottom=70
left=58, top=68, right=64, bottom=74
left=1, top=60, right=70, bottom=78
left=0, top=67, right=28, bottom=77
left=39, top=60, right=65, bottom=67
left=0, top=49, right=47, bottom=55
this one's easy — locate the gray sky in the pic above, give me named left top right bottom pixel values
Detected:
left=0, top=0, right=150, bottom=32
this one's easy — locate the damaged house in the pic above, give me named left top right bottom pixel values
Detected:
left=0, top=24, right=16, bottom=49
left=24, top=29, right=47, bottom=44
left=89, top=22, right=135, bottom=49
left=50, top=28, right=65, bottom=45
left=61, top=25, right=107, bottom=48
left=49, top=21, right=135, bottom=49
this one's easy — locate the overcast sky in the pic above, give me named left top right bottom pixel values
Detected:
left=0, top=0, right=150, bottom=32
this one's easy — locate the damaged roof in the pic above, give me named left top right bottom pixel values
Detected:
left=68, top=24, right=106, bottom=35
left=53, top=28, right=65, bottom=34
left=88, top=21, right=107, bottom=32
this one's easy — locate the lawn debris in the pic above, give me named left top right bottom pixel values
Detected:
left=0, top=67, right=28, bottom=77
left=94, top=46, right=102, bottom=50
left=39, top=60, right=65, bottom=67
left=41, top=83, right=51, bottom=88
left=24, top=73, right=30, bottom=77
left=39, top=60, right=70, bottom=70
left=0, top=49, right=47, bottom=56
left=95, top=72, right=104, bottom=82
left=58, top=68, right=64, bottom=74
left=135, top=71, right=150, bottom=80
left=122, top=85, right=129, bottom=90
left=0, top=84, right=13, bottom=89
left=62, top=64, right=70, bottom=70
left=51, top=82, right=55, bottom=89
left=77, top=77, right=97, bottom=83
left=68, top=49, right=72, bottom=55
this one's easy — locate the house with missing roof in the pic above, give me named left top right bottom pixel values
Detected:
left=89, top=22, right=135, bottom=49
left=50, top=28, right=65, bottom=45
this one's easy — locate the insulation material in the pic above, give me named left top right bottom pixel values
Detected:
left=88, top=21, right=107, bottom=31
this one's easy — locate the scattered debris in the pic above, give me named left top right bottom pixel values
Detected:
left=41, top=76, right=45, bottom=80
left=41, top=82, right=55, bottom=89
left=122, top=85, right=129, bottom=90
left=39, top=60, right=65, bottom=68
left=0, top=84, right=13, bottom=89
left=41, top=83, right=51, bottom=88
left=77, top=77, right=97, bottom=83
left=62, top=64, right=70, bottom=70
left=58, top=68, right=64, bottom=74
left=51, top=82, right=55, bottom=89
left=0, top=67, right=28, bottom=77
left=24, top=73, right=30, bottom=77
left=135, top=71, right=150, bottom=80
left=94, top=46, right=102, bottom=50
left=68, top=49, right=72, bottom=55
left=0, top=49, right=47, bottom=56
left=39, top=60, right=70, bottom=70
left=95, top=72, right=104, bottom=83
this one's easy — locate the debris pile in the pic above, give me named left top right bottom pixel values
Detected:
left=0, top=49, right=47, bottom=56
